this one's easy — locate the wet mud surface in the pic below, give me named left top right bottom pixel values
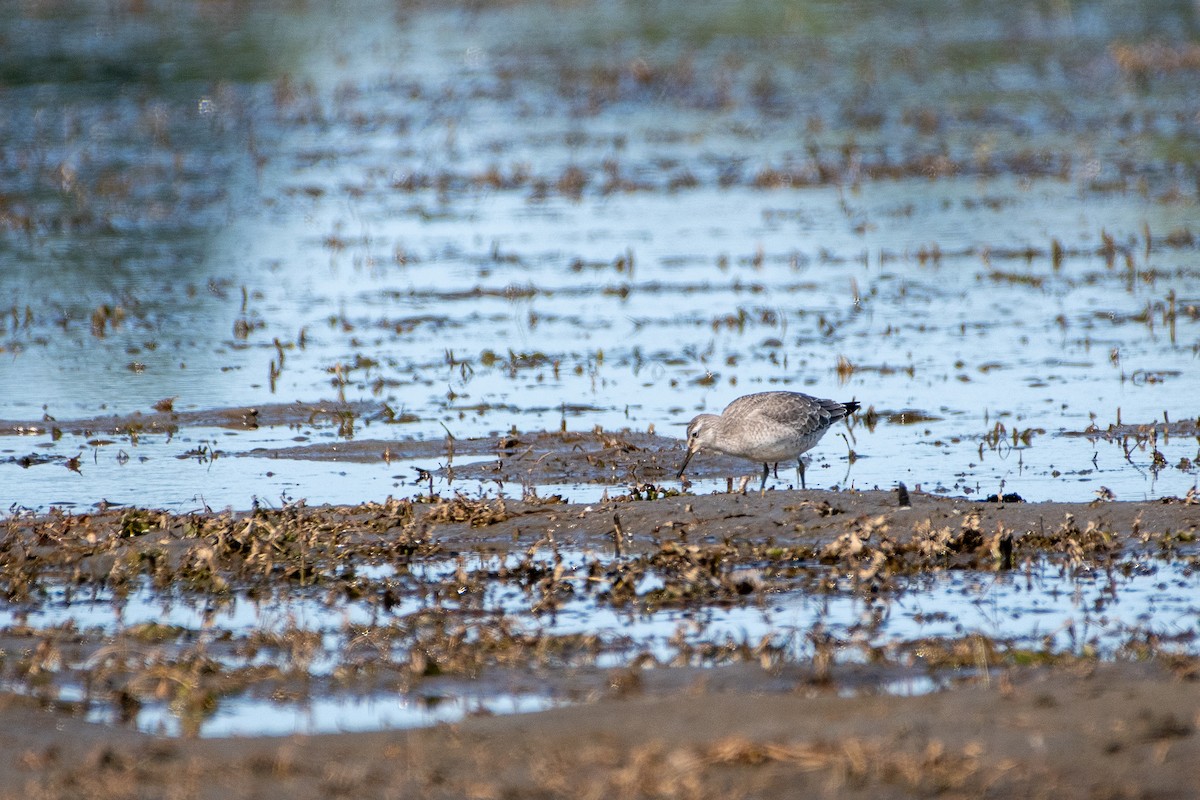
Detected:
left=1, top=491, right=1199, bottom=797
left=3, top=663, right=1199, bottom=799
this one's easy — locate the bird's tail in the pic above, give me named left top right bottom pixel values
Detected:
left=840, top=400, right=861, bottom=417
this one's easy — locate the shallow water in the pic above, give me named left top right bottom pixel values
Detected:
left=3, top=547, right=1197, bottom=736
left=85, top=687, right=559, bottom=738
left=2, top=0, right=1198, bottom=511
left=2, top=0, right=1199, bottom=738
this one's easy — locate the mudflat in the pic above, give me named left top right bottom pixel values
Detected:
left=2, top=662, right=1199, bottom=799
left=2, top=488, right=1198, bottom=798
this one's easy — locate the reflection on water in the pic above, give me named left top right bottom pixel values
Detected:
left=90, top=688, right=559, bottom=739
left=2, top=548, right=1197, bottom=736
left=2, top=1, right=1198, bottom=508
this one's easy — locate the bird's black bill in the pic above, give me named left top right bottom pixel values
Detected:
left=676, top=449, right=694, bottom=479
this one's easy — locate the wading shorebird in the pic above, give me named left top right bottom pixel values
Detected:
left=677, top=391, right=860, bottom=493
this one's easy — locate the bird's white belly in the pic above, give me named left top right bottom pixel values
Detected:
left=717, top=429, right=826, bottom=462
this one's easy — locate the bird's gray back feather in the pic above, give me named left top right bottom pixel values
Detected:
left=723, top=392, right=851, bottom=439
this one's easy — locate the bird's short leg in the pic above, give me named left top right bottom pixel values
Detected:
left=737, top=475, right=752, bottom=495
left=796, top=458, right=806, bottom=490
left=772, top=462, right=780, bottom=479
left=760, top=462, right=769, bottom=495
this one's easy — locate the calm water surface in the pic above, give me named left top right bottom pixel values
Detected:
left=3, top=1, right=1198, bottom=510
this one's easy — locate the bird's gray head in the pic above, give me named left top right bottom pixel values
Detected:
left=677, top=413, right=721, bottom=479
left=684, top=413, right=722, bottom=451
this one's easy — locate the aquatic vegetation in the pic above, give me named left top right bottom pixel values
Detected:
left=1, top=489, right=1197, bottom=735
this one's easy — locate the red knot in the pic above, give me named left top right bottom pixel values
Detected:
left=677, top=391, right=860, bottom=492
